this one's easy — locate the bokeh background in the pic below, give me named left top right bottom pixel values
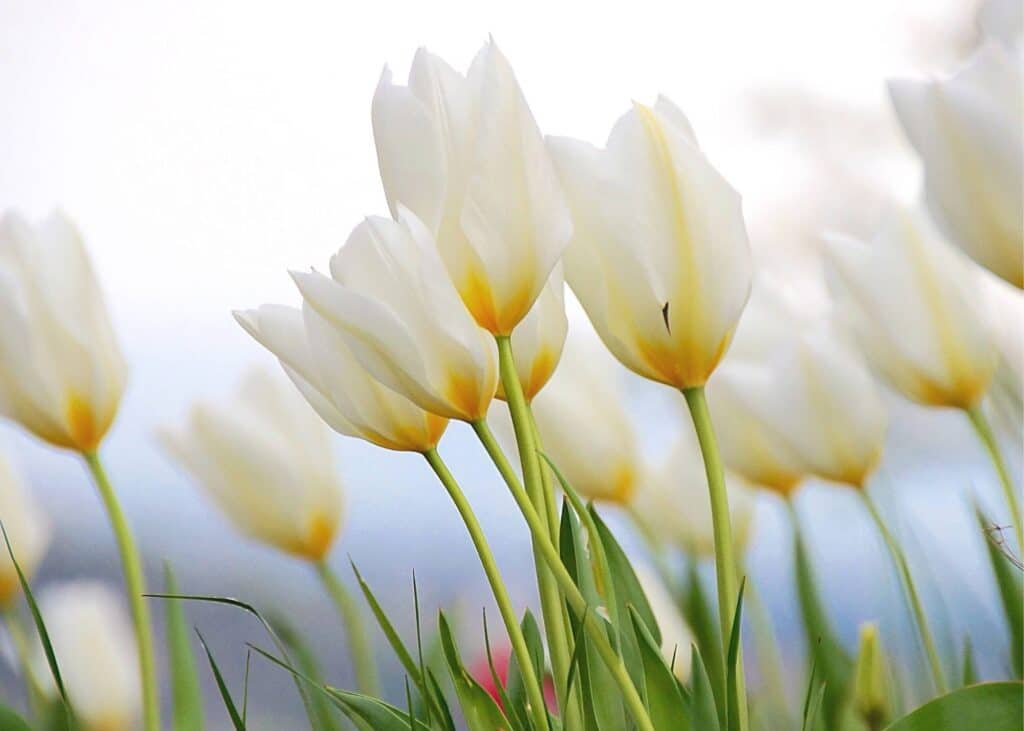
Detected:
left=1, top=0, right=1020, bottom=726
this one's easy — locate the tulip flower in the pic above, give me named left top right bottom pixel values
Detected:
left=236, top=304, right=448, bottom=453
left=32, top=582, right=141, bottom=731
left=497, top=265, right=568, bottom=401
left=372, top=40, right=573, bottom=335
left=631, top=429, right=756, bottom=558
left=0, top=450, right=50, bottom=606
left=825, top=206, right=997, bottom=410
left=889, top=44, right=1023, bottom=288
left=635, top=566, right=695, bottom=682
left=547, top=96, right=752, bottom=390
left=491, top=338, right=640, bottom=504
left=292, top=210, right=499, bottom=423
left=160, top=368, right=344, bottom=562
left=708, top=284, right=888, bottom=493
left=0, top=211, right=127, bottom=452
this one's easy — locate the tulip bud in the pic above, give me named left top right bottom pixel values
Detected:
left=825, top=206, right=998, bottom=410
left=548, top=96, right=752, bottom=389
left=0, top=450, right=50, bottom=606
left=373, top=40, right=573, bottom=335
left=293, top=209, right=499, bottom=423
left=32, top=582, right=141, bottom=731
left=160, top=368, right=344, bottom=561
left=889, top=44, right=1022, bottom=288
left=852, top=622, right=891, bottom=729
left=0, top=211, right=127, bottom=451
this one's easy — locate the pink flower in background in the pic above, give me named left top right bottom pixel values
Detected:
left=470, top=645, right=558, bottom=712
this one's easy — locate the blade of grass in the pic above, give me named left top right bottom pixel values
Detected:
left=163, top=564, right=204, bottom=731
left=195, top=629, right=245, bottom=731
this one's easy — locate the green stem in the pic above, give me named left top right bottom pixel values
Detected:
left=3, top=609, right=45, bottom=719
left=495, top=336, right=576, bottom=723
left=526, top=408, right=562, bottom=546
left=466, top=424, right=654, bottom=731
left=82, top=451, right=160, bottom=731
left=858, top=490, right=947, bottom=694
left=422, top=448, right=551, bottom=731
left=316, top=561, right=379, bottom=695
left=966, top=405, right=1022, bottom=554
left=681, top=386, right=748, bottom=731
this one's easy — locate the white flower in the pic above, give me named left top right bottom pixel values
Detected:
left=235, top=304, right=449, bottom=453
left=32, top=582, right=141, bottom=731
left=498, top=264, right=568, bottom=401
left=548, top=96, right=752, bottom=389
left=825, top=206, right=998, bottom=410
left=889, top=44, right=1023, bottom=287
left=160, top=368, right=344, bottom=561
left=372, top=40, right=572, bottom=335
left=293, top=209, right=499, bottom=422
left=0, top=211, right=126, bottom=451
left=0, top=450, right=50, bottom=606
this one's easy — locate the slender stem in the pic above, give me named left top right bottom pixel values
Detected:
left=466, top=424, right=654, bottom=731
left=3, top=609, right=45, bottom=719
left=422, top=449, right=551, bottom=731
left=858, top=490, right=947, bottom=694
left=495, top=336, right=575, bottom=722
left=526, top=408, right=562, bottom=545
left=315, top=560, right=379, bottom=695
left=681, top=386, right=748, bottom=731
left=82, top=451, right=160, bottom=731
left=966, top=405, right=1022, bottom=553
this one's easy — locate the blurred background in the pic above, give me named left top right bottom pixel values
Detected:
left=1, top=0, right=1020, bottom=726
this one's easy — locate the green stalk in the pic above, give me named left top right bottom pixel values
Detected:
left=857, top=490, right=947, bottom=694
left=467, top=423, right=654, bottom=731
left=526, top=409, right=562, bottom=545
left=315, top=560, right=379, bottom=695
left=82, top=451, right=160, bottom=731
left=422, top=448, right=551, bottom=731
left=681, top=386, right=748, bottom=731
left=966, top=405, right=1022, bottom=553
left=3, top=609, right=45, bottom=719
left=495, top=336, right=575, bottom=722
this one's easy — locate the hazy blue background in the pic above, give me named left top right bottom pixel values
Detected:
left=1, top=0, right=1020, bottom=726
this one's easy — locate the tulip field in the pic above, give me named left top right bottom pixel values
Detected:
left=0, top=4, right=1022, bottom=731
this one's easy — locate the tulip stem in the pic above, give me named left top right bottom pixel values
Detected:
left=315, top=560, right=379, bottom=695
left=857, top=490, right=947, bottom=694
left=681, top=386, right=748, bottom=731
left=82, top=451, right=161, bottom=731
left=966, top=405, right=1022, bottom=554
left=494, top=336, right=576, bottom=723
left=422, top=448, right=552, bottom=731
left=468, top=421, right=654, bottom=731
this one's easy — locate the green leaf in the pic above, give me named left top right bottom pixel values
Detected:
left=0, top=705, right=32, bottom=731
left=163, top=565, right=204, bottom=731
left=484, top=610, right=526, bottom=731
left=682, top=562, right=726, bottom=727
left=627, top=605, right=689, bottom=731
left=274, top=618, right=341, bottom=731
left=885, top=682, right=1023, bottom=730
left=724, top=579, right=746, bottom=731
left=195, top=630, right=245, bottom=731
left=590, top=509, right=660, bottom=646
left=977, top=509, right=1023, bottom=677
left=960, top=638, right=977, bottom=688
left=327, top=690, right=431, bottom=731
left=689, top=644, right=721, bottom=731
left=437, top=612, right=513, bottom=731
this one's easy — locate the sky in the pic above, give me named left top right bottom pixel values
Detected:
left=0, top=0, right=1018, bottom=723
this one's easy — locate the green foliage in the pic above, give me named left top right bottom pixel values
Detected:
left=0, top=705, right=32, bottom=731
left=437, top=612, right=515, bottom=731
left=195, top=629, right=246, bottom=730
left=628, top=605, right=689, bottom=730
left=163, top=565, right=204, bottom=731
left=682, top=562, right=727, bottom=724
left=977, top=509, right=1023, bottom=677
left=274, top=618, right=342, bottom=731
left=884, top=682, right=1023, bottom=730
left=689, top=645, right=721, bottom=731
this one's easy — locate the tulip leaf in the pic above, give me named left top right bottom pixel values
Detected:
left=724, top=579, right=746, bottom=731
left=484, top=610, right=526, bottom=731
left=437, top=612, right=514, bottom=731
left=195, top=630, right=246, bottom=731
left=960, top=638, right=977, bottom=688
left=326, top=690, right=433, bottom=731
left=976, top=509, right=1023, bottom=678
left=628, top=605, right=690, bottom=730
left=163, top=565, right=204, bottom=731
left=884, top=682, right=1023, bottom=730
left=689, top=644, right=721, bottom=731
left=682, top=561, right=726, bottom=726
left=273, top=617, right=341, bottom=731
left=0, top=705, right=32, bottom=731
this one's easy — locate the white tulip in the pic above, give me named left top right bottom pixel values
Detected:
left=32, top=582, right=141, bottom=731
left=825, top=206, right=998, bottom=410
left=506, top=337, right=640, bottom=503
left=236, top=304, right=448, bottom=453
left=498, top=264, right=568, bottom=401
left=548, top=96, right=752, bottom=390
left=889, top=44, right=1023, bottom=287
left=372, top=40, right=572, bottom=335
left=631, top=427, right=756, bottom=556
left=293, top=209, right=499, bottom=422
left=634, top=565, right=694, bottom=682
left=978, top=0, right=1023, bottom=49
left=160, top=368, right=344, bottom=561
left=0, top=211, right=126, bottom=451
left=0, top=450, right=50, bottom=606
